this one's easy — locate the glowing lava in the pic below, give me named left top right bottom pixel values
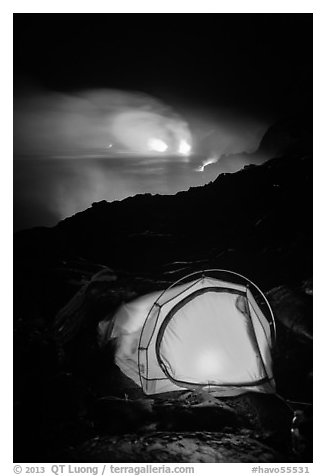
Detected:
left=148, top=138, right=169, bottom=153
left=195, top=155, right=219, bottom=172
left=178, top=139, right=191, bottom=156
left=110, top=109, right=192, bottom=157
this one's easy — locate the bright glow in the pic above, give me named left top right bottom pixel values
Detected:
left=108, top=106, right=192, bottom=157
left=178, top=139, right=191, bottom=156
left=148, top=138, right=168, bottom=153
left=195, top=155, right=219, bottom=172
left=196, top=350, right=224, bottom=382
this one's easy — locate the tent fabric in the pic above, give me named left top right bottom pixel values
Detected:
left=99, top=273, right=276, bottom=396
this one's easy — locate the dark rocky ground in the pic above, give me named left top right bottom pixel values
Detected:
left=13, top=117, right=312, bottom=462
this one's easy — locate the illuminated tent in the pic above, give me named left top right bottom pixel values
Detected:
left=98, top=270, right=276, bottom=396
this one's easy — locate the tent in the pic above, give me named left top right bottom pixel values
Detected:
left=98, top=270, right=276, bottom=397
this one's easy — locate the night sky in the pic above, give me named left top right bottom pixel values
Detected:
left=13, top=14, right=312, bottom=230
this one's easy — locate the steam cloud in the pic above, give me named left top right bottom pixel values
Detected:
left=14, top=88, right=269, bottom=230
left=14, top=89, right=192, bottom=158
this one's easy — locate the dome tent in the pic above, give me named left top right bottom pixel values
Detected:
left=98, top=270, right=276, bottom=397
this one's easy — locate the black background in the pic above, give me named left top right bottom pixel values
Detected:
left=14, top=14, right=312, bottom=118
